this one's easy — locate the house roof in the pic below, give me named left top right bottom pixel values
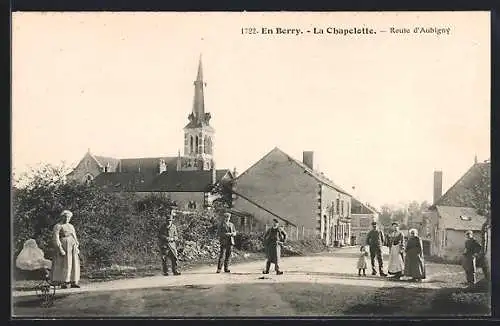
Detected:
left=238, top=147, right=352, bottom=196
left=93, top=155, right=121, bottom=171
left=351, top=197, right=379, bottom=214
left=94, top=169, right=231, bottom=192
left=93, top=172, right=158, bottom=192
left=149, top=170, right=230, bottom=192
left=435, top=205, right=486, bottom=231
left=431, top=161, right=490, bottom=209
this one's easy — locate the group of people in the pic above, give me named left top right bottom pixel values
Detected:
left=360, top=221, right=426, bottom=282
left=41, top=208, right=288, bottom=289
left=34, top=209, right=484, bottom=289
left=361, top=221, right=486, bottom=286
left=158, top=211, right=287, bottom=276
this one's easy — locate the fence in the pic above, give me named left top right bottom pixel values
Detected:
left=262, top=223, right=318, bottom=241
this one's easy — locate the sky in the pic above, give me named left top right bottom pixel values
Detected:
left=12, top=12, right=490, bottom=209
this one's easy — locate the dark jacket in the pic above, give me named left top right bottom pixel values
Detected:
left=366, top=229, right=385, bottom=248
left=218, top=221, right=236, bottom=247
left=464, top=238, right=482, bottom=257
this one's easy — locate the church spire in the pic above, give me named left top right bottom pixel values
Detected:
left=192, top=54, right=206, bottom=121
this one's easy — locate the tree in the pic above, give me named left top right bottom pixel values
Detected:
left=378, top=205, right=393, bottom=229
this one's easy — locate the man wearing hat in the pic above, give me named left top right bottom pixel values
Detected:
left=263, top=218, right=287, bottom=275
left=217, top=212, right=237, bottom=273
left=158, top=210, right=181, bottom=276
left=366, top=221, right=387, bottom=276
left=462, top=230, right=482, bottom=285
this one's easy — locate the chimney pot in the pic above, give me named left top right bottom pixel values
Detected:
left=303, top=151, right=314, bottom=170
left=433, top=171, right=443, bottom=204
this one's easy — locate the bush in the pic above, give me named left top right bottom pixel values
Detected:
left=235, top=232, right=265, bottom=252
left=12, top=164, right=327, bottom=279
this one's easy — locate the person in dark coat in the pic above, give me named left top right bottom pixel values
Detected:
left=263, top=219, right=287, bottom=275
left=462, top=230, right=482, bottom=285
left=158, top=211, right=181, bottom=276
left=217, top=212, right=237, bottom=273
left=366, top=221, right=387, bottom=276
left=404, top=228, right=426, bottom=281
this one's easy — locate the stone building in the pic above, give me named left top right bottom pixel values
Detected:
left=426, top=158, right=490, bottom=261
left=350, top=198, right=379, bottom=245
left=231, top=147, right=352, bottom=245
left=66, top=57, right=234, bottom=209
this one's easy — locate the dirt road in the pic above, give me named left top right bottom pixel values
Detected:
left=13, top=247, right=471, bottom=317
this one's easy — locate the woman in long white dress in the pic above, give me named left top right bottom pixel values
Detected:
left=50, top=210, right=81, bottom=288
left=386, top=222, right=405, bottom=279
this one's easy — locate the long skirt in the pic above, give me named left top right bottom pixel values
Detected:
left=50, top=236, right=80, bottom=283
left=388, top=245, right=405, bottom=274
left=404, top=252, right=426, bottom=279
left=266, top=243, right=281, bottom=264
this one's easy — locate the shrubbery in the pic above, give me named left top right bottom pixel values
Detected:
left=12, top=164, right=327, bottom=280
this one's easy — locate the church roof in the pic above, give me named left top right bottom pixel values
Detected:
left=119, top=157, right=178, bottom=175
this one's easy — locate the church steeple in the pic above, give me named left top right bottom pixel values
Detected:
left=191, top=54, right=208, bottom=124
left=182, top=55, right=215, bottom=171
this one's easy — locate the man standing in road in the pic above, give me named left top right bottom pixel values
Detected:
left=158, top=210, right=181, bottom=276
left=366, top=221, right=387, bottom=276
left=263, top=218, right=287, bottom=275
left=217, top=212, right=237, bottom=273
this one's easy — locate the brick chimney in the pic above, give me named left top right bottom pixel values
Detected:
left=433, top=170, right=443, bottom=204
left=303, top=151, right=314, bottom=170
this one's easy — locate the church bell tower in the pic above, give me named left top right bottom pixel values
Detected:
left=181, top=55, right=215, bottom=171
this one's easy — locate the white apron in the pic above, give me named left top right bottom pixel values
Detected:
left=388, top=245, right=405, bottom=274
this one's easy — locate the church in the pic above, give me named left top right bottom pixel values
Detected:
left=66, top=57, right=235, bottom=209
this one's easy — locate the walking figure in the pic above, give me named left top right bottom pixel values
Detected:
left=263, top=218, right=287, bottom=275
left=217, top=212, right=237, bottom=273
left=366, top=221, right=387, bottom=276
left=158, top=210, right=181, bottom=276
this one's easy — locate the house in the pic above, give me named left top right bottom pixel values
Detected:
left=426, top=158, right=490, bottom=261
left=231, top=147, right=353, bottom=246
left=350, top=198, right=379, bottom=245
left=66, top=56, right=234, bottom=209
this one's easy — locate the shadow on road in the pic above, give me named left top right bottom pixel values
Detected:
left=12, top=281, right=490, bottom=317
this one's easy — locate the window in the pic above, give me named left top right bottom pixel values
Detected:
left=83, top=174, right=93, bottom=185
left=240, top=217, right=246, bottom=227
left=190, top=136, right=194, bottom=153
left=341, top=201, right=344, bottom=217
left=460, top=215, right=471, bottom=221
left=336, top=198, right=340, bottom=214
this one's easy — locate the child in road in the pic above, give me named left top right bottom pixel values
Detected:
left=357, top=245, right=369, bottom=276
